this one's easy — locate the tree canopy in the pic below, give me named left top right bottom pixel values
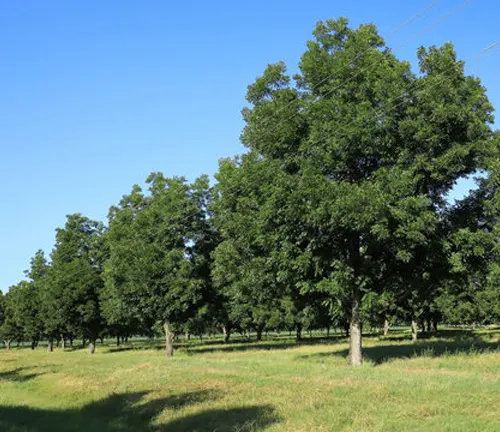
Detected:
left=2, top=18, right=498, bottom=365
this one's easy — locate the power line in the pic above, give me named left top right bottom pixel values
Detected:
left=259, top=0, right=442, bottom=128
left=399, top=0, right=473, bottom=48
left=314, top=37, right=499, bottom=150
left=263, top=0, right=474, bottom=137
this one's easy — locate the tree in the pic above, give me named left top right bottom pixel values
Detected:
left=0, top=290, right=22, bottom=350
left=101, top=185, right=147, bottom=344
left=5, top=281, right=43, bottom=349
left=47, top=214, right=106, bottom=354
left=25, top=250, right=53, bottom=350
left=104, top=174, right=208, bottom=357
left=212, top=155, right=290, bottom=342
left=0, top=291, right=4, bottom=330
left=238, top=18, right=494, bottom=365
left=442, top=163, right=500, bottom=327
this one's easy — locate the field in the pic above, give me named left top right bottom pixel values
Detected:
left=1, top=328, right=500, bottom=432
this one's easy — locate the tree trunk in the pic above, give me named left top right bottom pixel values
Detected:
left=344, top=321, right=350, bottom=338
left=296, top=325, right=302, bottom=341
left=61, top=334, right=66, bottom=349
left=256, top=328, right=263, bottom=341
left=309, top=330, right=312, bottom=338
left=31, top=340, right=36, bottom=350
left=411, top=319, right=418, bottom=341
left=116, top=335, right=120, bottom=346
left=69, top=337, right=73, bottom=347
left=383, top=317, right=390, bottom=337
left=349, top=284, right=362, bottom=366
left=48, top=339, right=54, bottom=352
left=426, top=319, right=432, bottom=333
left=185, top=332, right=190, bottom=341
left=432, top=319, right=438, bottom=332
left=5, top=340, right=11, bottom=350
left=89, top=340, right=96, bottom=354
left=419, top=319, right=425, bottom=332
left=326, top=327, right=330, bottom=338
left=223, top=325, right=231, bottom=343
left=164, top=321, right=174, bottom=357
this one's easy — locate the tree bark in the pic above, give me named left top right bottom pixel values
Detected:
left=185, top=332, right=190, bottom=341
left=89, top=340, right=96, bottom=354
left=296, top=325, right=302, bottom=341
left=432, top=319, right=438, bottom=332
left=349, top=284, right=362, bottom=366
left=344, top=321, right=350, bottom=338
left=5, top=340, right=11, bottom=350
left=61, top=334, right=66, bottom=349
left=164, top=321, right=174, bottom=357
left=48, top=339, right=54, bottom=352
left=223, top=325, right=231, bottom=343
left=383, top=317, right=390, bottom=337
left=425, top=319, right=432, bottom=333
left=256, top=328, right=263, bottom=341
left=411, top=318, right=418, bottom=341
left=31, top=340, right=36, bottom=350
left=116, top=335, right=121, bottom=346
left=326, top=327, right=330, bottom=338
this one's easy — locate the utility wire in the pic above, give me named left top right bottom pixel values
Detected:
left=259, top=0, right=442, bottom=128
left=263, top=0, right=474, bottom=137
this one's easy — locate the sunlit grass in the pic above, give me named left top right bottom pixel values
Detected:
left=1, top=328, right=499, bottom=431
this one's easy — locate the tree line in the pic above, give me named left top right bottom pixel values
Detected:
left=1, top=19, right=499, bottom=365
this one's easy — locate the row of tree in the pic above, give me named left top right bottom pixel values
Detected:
left=1, top=19, right=499, bottom=365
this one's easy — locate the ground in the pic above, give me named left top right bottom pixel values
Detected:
left=1, top=328, right=499, bottom=431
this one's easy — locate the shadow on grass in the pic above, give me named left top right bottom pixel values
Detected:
left=164, top=406, right=279, bottom=432
left=104, top=334, right=348, bottom=356
left=0, top=389, right=279, bottom=432
left=0, top=367, right=45, bottom=382
left=298, top=330, right=500, bottom=365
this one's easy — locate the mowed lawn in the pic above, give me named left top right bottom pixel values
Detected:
left=1, top=329, right=499, bottom=432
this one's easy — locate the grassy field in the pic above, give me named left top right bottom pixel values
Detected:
left=1, top=328, right=499, bottom=431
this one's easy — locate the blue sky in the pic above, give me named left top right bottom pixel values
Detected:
left=1, top=0, right=498, bottom=291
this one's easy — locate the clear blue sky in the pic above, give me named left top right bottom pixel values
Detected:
left=1, top=0, right=498, bottom=291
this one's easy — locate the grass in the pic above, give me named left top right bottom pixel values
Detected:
left=1, top=328, right=500, bottom=431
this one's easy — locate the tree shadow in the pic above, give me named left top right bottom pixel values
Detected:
left=103, top=334, right=347, bottom=355
left=0, top=367, right=44, bottom=382
left=0, top=389, right=279, bottom=432
left=185, top=335, right=348, bottom=355
left=298, top=330, right=500, bottom=365
left=161, top=405, right=280, bottom=432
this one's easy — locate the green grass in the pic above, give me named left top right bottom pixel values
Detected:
left=1, top=328, right=500, bottom=431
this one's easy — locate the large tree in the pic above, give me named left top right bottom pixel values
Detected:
left=104, top=174, right=209, bottom=356
left=238, top=18, right=494, bottom=365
